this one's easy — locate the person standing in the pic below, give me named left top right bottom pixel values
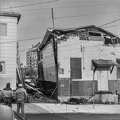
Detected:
left=15, top=84, right=27, bottom=118
left=2, top=83, right=13, bottom=108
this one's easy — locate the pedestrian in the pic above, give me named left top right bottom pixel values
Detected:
left=15, top=83, right=27, bottom=118
left=2, top=83, right=13, bottom=108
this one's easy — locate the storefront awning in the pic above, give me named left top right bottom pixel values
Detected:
left=92, top=60, right=119, bottom=67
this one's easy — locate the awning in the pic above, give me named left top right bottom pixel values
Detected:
left=92, top=60, right=119, bottom=67
left=92, top=59, right=119, bottom=73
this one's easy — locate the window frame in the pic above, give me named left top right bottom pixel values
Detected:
left=0, top=23, right=7, bottom=36
left=0, top=61, right=5, bottom=74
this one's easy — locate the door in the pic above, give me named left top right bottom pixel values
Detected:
left=97, top=67, right=108, bottom=91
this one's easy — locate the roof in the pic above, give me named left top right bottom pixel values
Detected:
left=39, top=25, right=119, bottom=50
left=48, top=25, right=118, bottom=37
left=0, top=11, right=21, bottom=23
left=92, top=60, right=119, bottom=67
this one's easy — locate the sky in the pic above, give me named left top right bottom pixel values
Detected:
left=1, top=0, right=120, bottom=66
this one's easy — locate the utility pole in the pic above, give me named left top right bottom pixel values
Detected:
left=51, top=8, right=55, bottom=28
left=51, top=8, right=59, bottom=102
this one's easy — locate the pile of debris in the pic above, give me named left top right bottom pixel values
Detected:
left=28, top=92, right=57, bottom=103
left=24, top=79, right=58, bottom=103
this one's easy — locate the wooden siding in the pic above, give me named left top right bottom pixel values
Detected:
left=0, top=16, right=18, bottom=90
left=42, top=43, right=56, bottom=82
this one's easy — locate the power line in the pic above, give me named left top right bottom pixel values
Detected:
left=102, top=24, right=120, bottom=28
left=19, top=48, right=32, bottom=52
left=19, top=11, right=118, bottom=22
left=54, top=11, right=118, bottom=19
left=18, top=37, right=43, bottom=42
left=3, top=2, right=115, bottom=11
left=0, top=0, right=59, bottom=10
left=0, top=37, right=43, bottom=44
left=20, top=17, right=51, bottom=22
left=100, top=18, right=120, bottom=27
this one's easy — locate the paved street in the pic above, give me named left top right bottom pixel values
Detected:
left=12, top=103, right=120, bottom=114
left=12, top=103, right=120, bottom=120
left=25, top=113, right=120, bottom=120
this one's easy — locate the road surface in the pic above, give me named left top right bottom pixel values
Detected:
left=25, top=113, right=120, bottom=120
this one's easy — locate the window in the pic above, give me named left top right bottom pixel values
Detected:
left=89, top=32, right=101, bottom=36
left=88, top=31, right=102, bottom=41
left=116, top=59, right=120, bottom=79
left=0, top=61, right=5, bottom=73
left=0, top=23, right=7, bottom=36
left=79, top=32, right=87, bottom=40
left=70, top=58, right=82, bottom=79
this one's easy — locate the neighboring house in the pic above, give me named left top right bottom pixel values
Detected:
left=38, top=25, right=120, bottom=102
left=0, top=12, right=21, bottom=90
left=26, top=42, right=40, bottom=71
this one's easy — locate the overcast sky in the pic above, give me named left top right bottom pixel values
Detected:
left=1, top=0, right=120, bottom=66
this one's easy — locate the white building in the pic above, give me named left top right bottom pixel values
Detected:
left=38, top=25, right=120, bottom=102
left=0, top=12, right=21, bottom=90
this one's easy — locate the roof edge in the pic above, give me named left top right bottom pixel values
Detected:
left=0, top=11, right=21, bottom=23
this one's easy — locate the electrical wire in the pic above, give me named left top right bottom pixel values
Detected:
left=0, top=0, right=60, bottom=10
left=54, top=11, right=118, bottom=19
left=19, top=48, right=33, bottom=52
left=0, top=36, right=43, bottom=44
left=19, top=11, right=118, bottom=22
left=102, top=24, right=120, bottom=28
left=100, top=18, right=120, bottom=27
left=1, top=2, right=115, bottom=11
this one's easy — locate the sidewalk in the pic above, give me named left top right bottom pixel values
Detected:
left=12, top=103, right=120, bottom=114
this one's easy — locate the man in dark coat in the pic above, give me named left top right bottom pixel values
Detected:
left=2, top=83, right=13, bottom=107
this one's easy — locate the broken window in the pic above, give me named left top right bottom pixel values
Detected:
left=104, top=37, right=120, bottom=45
left=88, top=31, right=102, bottom=41
left=89, top=32, right=101, bottom=37
left=104, top=37, right=113, bottom=45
